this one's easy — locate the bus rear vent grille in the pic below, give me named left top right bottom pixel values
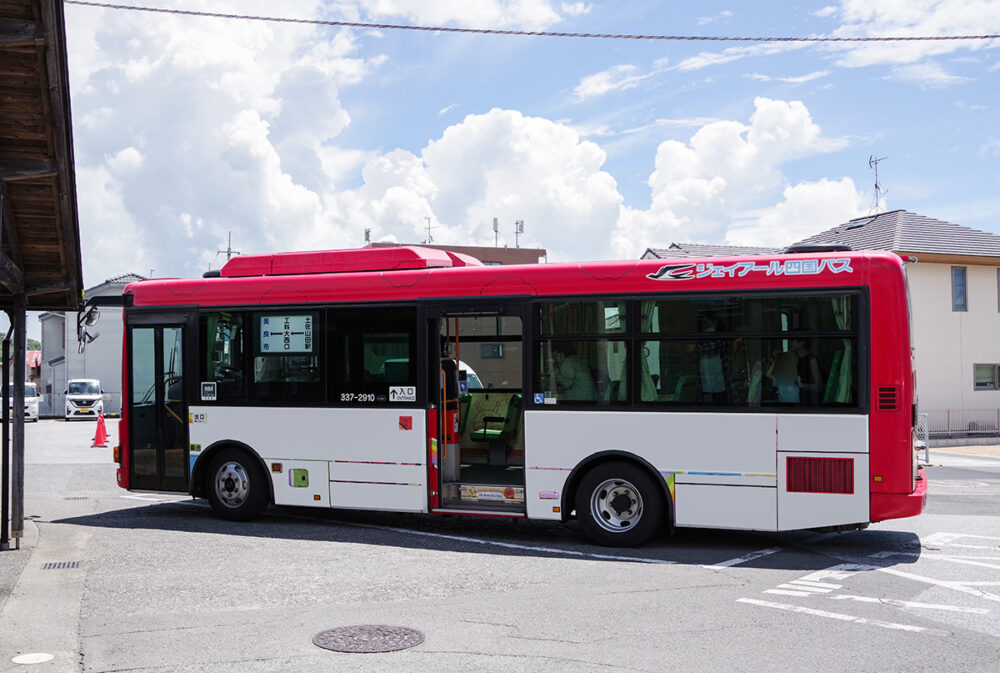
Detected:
left=786, top=457, right=854, bottom=494
left=877, top=386, right=899, bottom=411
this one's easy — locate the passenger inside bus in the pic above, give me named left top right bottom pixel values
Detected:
left=551, top=342, right=597, bottom=401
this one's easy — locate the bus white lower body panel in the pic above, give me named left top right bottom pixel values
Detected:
left=777, top=452, right=870, bottom=530
left=523, top=410, right=870, bottom=530
left=189, top=406, right=428, bottom=513
left=674, top=484, right=776, bottom=531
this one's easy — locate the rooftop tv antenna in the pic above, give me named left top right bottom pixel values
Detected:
left=514, top=219, right=524, bottom=249
left=208, top=232, right=242, bottom=272
left=423, top=216, right=434, bottom=245
left=869, top=155, right=888, bottom=213
left=364, top=228, right=372, bottom=244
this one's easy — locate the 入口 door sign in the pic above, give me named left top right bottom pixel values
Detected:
left=390, top=386, right=416, bottom=402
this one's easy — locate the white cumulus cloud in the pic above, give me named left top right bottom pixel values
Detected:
left=611, top=97, right=850, bottom=257
left=357, top=0, right=565, bottom=30
left=885, top=61, right=971, bottom=87
left=727, top=178, right=869, bottom=247
left=574, top=59, right=669, bottom=101
left=828, top=0, right=1000, bottom=68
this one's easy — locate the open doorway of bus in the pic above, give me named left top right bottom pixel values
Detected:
left=435, top=311, right=525, bottom=513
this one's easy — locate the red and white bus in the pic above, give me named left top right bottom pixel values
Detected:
left=114, top=245, right=926, bottom=546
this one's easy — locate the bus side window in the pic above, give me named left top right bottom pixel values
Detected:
left=248, top=311, right=323, bottom=404
left=200, top=312, right=245, bottom=400
left=329, top=306, right=417, bottom=405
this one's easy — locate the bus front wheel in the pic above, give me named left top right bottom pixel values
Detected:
left=206, top=448, right=269, bottom=521
left=575, top=461, right=664, bottom=547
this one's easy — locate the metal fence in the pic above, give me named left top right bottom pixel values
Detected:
left=923, top=408, right=1000, bottom=438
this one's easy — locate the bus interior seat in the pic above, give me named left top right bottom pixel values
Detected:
left=660, top=375, right=700, bottom=402
left=469, top=393, right=523, bottom=466
left=594, top=368, right=612, bottom=401
left=458, top=393, right=472, bottom=434
left=823, top=349, right=844, bottom=403
left=384, top=359, right=409, bottom=383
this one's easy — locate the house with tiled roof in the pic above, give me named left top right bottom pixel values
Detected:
left=642, top=242, right=782, bottom=259
left=38, top=273, right=145, bottom=416
left=793, top=210, right=1000, bottom=437
left=646, top=210, right=1000, bottom=438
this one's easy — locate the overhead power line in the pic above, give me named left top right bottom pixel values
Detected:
left=64, top=1, right=1000, bottom=43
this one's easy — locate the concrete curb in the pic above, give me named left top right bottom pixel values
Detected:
left=0, top=519, right=87, bottom=672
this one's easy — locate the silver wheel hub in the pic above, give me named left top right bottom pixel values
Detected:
left=590, top=478, right=643, bottom=533
left=215, top=462, right=250, bottom=509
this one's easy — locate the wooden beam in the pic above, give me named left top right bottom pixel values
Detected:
left=0, top=19, right=41, bottom=49
left=0, top=158, right=58, bottom=181
left=25, top=281, right=71, bottom=296
left=0, top=250, right=24, bottom=294
left=0, top=181, right=24, bottom=269
left=39, top=0, right=84, bottom=310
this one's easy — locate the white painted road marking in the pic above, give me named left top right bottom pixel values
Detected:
left=737, top=598, right=951, bottom=636
left=831, top=595, right=990, bottom=614
left=931, top=454, right=1000, bottom=468
left=703, top=546, right=785, bottom=569
left=119, top=494, right=188, bottom=502
left=877, top=566, right=1000, bottom=602
left=790, top=579, right=843, bottom=590
left=777, top=583, right=835, bottom=593
left=350, top=523, right=677, bottom=564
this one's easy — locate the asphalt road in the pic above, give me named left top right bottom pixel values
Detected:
left=2, top=419, right=1000, bottom=672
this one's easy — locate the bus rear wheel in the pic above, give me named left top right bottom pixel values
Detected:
left=575, top=461, right=665, bottom=547
left=206, top=448, right=269, bottom=521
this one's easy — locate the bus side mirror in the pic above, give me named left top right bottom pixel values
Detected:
left=77, top=305, right=101, bottom=353
left=84, top=306, right=101, bottom=326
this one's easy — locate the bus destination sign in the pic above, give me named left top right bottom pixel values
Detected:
left=260, top=314, right=314, bottom=353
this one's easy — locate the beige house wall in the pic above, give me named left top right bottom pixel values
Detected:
left=907, top=260, right=1000, bottom=415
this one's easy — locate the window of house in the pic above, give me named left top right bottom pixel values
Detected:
left=952, top=266, right=967, bottom=311
left=974, top=364, right=999, bottom=390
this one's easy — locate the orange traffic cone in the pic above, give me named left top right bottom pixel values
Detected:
left=92, top=412, right=108, bottom=448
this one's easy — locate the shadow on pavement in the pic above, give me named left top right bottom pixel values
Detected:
left=49, top=498, right=924, bottom=572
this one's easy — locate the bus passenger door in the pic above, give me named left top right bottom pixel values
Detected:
left=127, top=317, right=190, bottom=492
left=425, top=306, right=527, bottom=513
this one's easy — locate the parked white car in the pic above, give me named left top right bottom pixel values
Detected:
left=5, top=382, right=39, bottom=422
left=65, top=378, right=104, bottom=420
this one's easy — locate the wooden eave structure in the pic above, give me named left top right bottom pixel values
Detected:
left=0, top=0, right=83, bottom=312
left=1, top=0, right=81, bottom=550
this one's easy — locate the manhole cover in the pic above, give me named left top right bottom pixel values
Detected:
left=313, top=625, right=424, bottom=653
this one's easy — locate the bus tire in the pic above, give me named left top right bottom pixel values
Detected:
left=206, top=448, right=269, bottom=521
left=575, top=461, right=664, bottom=547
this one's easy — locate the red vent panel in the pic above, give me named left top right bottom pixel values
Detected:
left=877, top=386, right=899, bottom=411
left=786, top=457, right=854, bottom=494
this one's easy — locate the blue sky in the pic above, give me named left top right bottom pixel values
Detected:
left=59, top=0, right=1000, bottom=286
